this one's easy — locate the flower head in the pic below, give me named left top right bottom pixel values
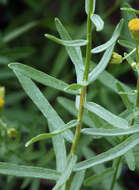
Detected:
left=128, top=18, right=139, bottom=41
left=109, top=52, right=123, bottom=64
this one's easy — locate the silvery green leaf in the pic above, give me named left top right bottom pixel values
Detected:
left=75, top=134, right=139, bottom=171
left=91, top=14, right=104, bottom=32
left=91, top=19, right=124, bottom=53
left=45, top=34, right=87, bottom=47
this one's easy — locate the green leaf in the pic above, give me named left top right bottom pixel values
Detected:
left=45, top=34, right=87, bottom=47
left=0, top=162, right=60, bottom=180
left=9, top=63, right=79, bottom=95
left=82, top=124, right=139, bottom=136
left=25, top=120, right=79, bottom=147
left=9, top=69, right=74, bottom=142
left=84, top=101, right=128, bottom=129
left=84, top=168, right=114, bottom=186
left=91, top=14, right=104, bottom=32
left=3, top=21, right=38, bottom=43
left=53, top=155, right=77, bottom=190
left=118, top=40, right=135, bottom=49
left=70, top=170, right=85, bottom=190
left=91, top=19, right=124, bottom=53
left=125, top=150, right=135, bottom=171
left=74, top=134, right=139, bottom=171
left=55, top=18, right=84, bottom=83
left=65, top=83, right=85, bottom=91
left=116, top=82, right=133, bottom=109
left=85, top=0, right=96, bottom=15
left=121, top=7, right=139, bottom=14
left=88, top=44, right=115, bottom=85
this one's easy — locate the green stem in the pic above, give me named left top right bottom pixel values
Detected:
left=71, top=0, right=93, bottom=155
left=109, top=157, right=121, bottom=190
left=65, top=1, right=93, bottom=189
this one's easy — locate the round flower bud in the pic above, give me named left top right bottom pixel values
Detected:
left=109, top=52, right=123, bottom=64
left=128, top=18, right=139, bottom=42
left=131, top=62, right=137, bottom=68
left=7, top=128, right=17, bottom=137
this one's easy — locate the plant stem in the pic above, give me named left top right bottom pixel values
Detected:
left=71, top=0, right=93, bottom=155
left=65, top=1, right=93, bottom=189
left=109, top=157, right=121, bottom=190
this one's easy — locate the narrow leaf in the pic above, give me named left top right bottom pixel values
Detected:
left=55, top=18, right=84, bottom=83
left=88, top=43, right=115, bottom=84
left=82, top=124, right=139, bottom=136
left=91, top=14, right=104, bottom=32
left=85, top=101, right=129, bottom=129
left=0, top=162, right=60, bottom=180
left=85, top=0, right=96, bottom=15
left=70, top=170, right=85, bottom=190
left=45, top=34, right=87, bottom=47
left=125, top=150, right=135, bottom=171
left=121, top=7, right=139, bottom=14
left=74, top=134, right=139, bottom=171
left=26, top=120, right=79, bottom=147
left=118, top=40, right=135, bottom=49
left=53, top=155, right=77, bottom=190
left=10, top=69, right=74, bottom=142
left=91, top=19, right=124, bottom=53
left=9, top=63, right=79, bottom=95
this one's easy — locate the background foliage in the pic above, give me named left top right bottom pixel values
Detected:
left=0, top=0, right=139, bottom=189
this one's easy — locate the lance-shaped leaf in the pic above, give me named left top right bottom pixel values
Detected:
left=82, top=124, right=139, bottom=136
left=118, top=40, right=135, bottom=49
left=91, top=19, right=124, bottom=54
left=84, top=168, right=114, bottom=186
left=0, top=162, right=60, bottom=180
left=53, top=155, right=77, bottom=190
left=9, top=68, right=74, bottom=142
left=9, top=63, right=79, bottom=95
left=74, top=134, right=139, bottom=171
left=84, top=102, right=129, bottom=129
left=85, top=0, right=96, bottom=15
left=88, top=43, right=115, bottom=85
left=91, top=14, right=104, bottom=32
left=26, top=120, right=79, bottom=147
left=121, top=7, right=139, bottom=14
left=70, top=170, right=85, bottom=190
left=125, top=150, right=135, bottom=171
left=55, top=18, right=84, bottom=83
left=45, top=34, right=87, bottom=47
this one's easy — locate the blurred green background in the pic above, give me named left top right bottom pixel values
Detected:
left=0, top=0, right=139, bottom=189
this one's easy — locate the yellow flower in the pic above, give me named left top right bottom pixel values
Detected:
left=128, top=18, right=139, bottom=41
left=7, top=128, right=17, bottom=137
left=0, top=98, right=4, bottom=108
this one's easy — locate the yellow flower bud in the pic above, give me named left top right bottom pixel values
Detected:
left=7, top=128, right=17, bottom=137
left=128, top=18, right=139, bottom=42
left=131, top=62, right=137, bottom=68
left=0, top=98, right=4, bottom=108
left=109, top=52, right=123, bottom=64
